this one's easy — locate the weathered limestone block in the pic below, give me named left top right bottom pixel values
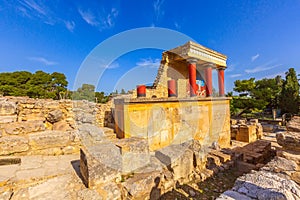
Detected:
left=0, top=115, right=17, bottom=123
left=0, top=100, right=17, bottom=115
left=46, top=109, right=63, bottom=123
left=0, top=136, right=29, bottom=155
left=287, top=116, right=300, bottom=132
left=18, top=109, right=46, bottom=121
left=236, top=124, right=257, bottom=143
left=122, top=172, right=161, bottom=199
left=80, top=143, right=122, bottom=188
left=97, top=182, right=121, bottom=200
left=0, top=120, right=45, bottom=135
left=233, top=171, right=300, bottom=199
left=261, top=123, right=274, bottom=132
left=29, top=130, right=71, bottom=150
left=115, top=137, right=150, bottom=173
left=276, top=131, right=300, bottom=152
left=53, top=120, right=72, bottom=131
left=155, top=142, right=194, bottom=182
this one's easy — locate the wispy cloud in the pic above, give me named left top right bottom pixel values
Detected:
left=78, top=7, right=118, bottom=30
left=226, top=63, right=238, bottom=72
left=174, top=22, right=180, bottom=29
left=153, top=0, right=165, bottom=25
left=245, top=61, right=281, bottom=74
left=28, top=57, right=57, bottom=66
left=251, top=54, right=260, bottom=62
left=78, top=9, right=99, bottom=26
left=64, top=21, right=75, bottom=32
left=264, top=71, right=285, bottom=79
left=136, top=58, right=160, bottom=69
left=229, top=74, right=242, bottom=78
left=20, top=0, right=47, bottom=16
left=106, top=62, right=119, bottom=69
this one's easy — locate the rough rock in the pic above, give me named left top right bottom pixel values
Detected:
left=98, top=182, right=121, bottom=200
left=53, top=120, right=72, bottom=131
left=122, top=172, right=160, bottom=199
left=0, top=120, right=45, bottom=135
left=77, top=188, right=103, bottom=200
left=287, top=116, right=300, bottom=132
left=155, top=142, right=194, bottom=182
left=276, top=131, right=300, bottom=152
left=46, top=109, right=63, bottom=123
left=0, top=100, right=17, bottom=115
left=0, top=136, right=29, bottom=155
left=217, top=190, right=252, bottom=200
left=115, top=137, right=150, bottom=173
left=80, top=143, right=122, bottom=188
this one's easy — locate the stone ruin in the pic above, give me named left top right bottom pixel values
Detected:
left=0, top=41, right=299, bottom=199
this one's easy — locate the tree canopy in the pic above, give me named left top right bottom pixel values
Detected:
left=230, top=68, right=298, bottom=117
left=0, top=71, right=68, bottom=99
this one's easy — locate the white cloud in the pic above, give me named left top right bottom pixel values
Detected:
left=226, top=63, right=238, bottom=72
left=229, top=74, right=242, bottom=78
left=28, top=57, right=57, bottom=66
left=20, top=0, right=47, bottom=16
left=251, top=54, right=260, bottom=62
left=65, top=21, right=75, bottom=32
left=78, top=7, right=118, bottom=30
left=174, top=22, right=180, bottom=29
left=78, top=9, right=99, bottom=26
left=136, top=58, right=160, bottom=68
left=245, top=61, right=281, bottom=74
left=153, top=0, right=165, bottom=23
left=106, top=62, right=119, bottom=69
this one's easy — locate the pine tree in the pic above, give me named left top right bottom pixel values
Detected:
left=280, top=68, right=299, bottom=114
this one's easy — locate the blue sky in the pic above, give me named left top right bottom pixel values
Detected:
left=1, top=0, right=300, bottom=94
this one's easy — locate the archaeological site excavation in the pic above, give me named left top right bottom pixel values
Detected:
left=0, top=41, right=299, bottom=200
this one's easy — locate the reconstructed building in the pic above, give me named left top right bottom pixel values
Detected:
left=114, top=41, right=230, bottom=151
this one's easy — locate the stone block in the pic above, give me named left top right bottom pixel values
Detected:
left=0, top=136, right=29, bottom=155
left=122, top=172, right=160, bottom=199
left=276, top=131, right=300, bottom=152
left=53, top=120, right=72, bottom=131
left=249, top=119, right=258, bottom=124
left=236, top=125, right=257, bottom=143
left=1, top=120, right=45, bottom=135
left=155, top=142, right=194, bottom=182
left=0, top=115, right=17, bottom=123
left=46, top=109, right=63, bottom=123
left=256, top=123, right=263, bottom=139
left=29, top=130, right=71, bottom=150
left=115, top=137, right=150, bottom=173
left=0, top=100, right=17, bottom=115
left=80, top=143, right=122, bottom=188
left=286, top=116, right=300, bottom=132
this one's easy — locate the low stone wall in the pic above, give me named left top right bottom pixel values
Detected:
left=230, top=119, right=263, bottom=143
left=0, top=97, right=113, bottom=156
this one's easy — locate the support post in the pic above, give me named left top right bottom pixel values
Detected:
left=188, top=59, right=198, bottom=97
left=218, top=68, right=225, bottom=97
left=205, top=66, right=212, bottom=97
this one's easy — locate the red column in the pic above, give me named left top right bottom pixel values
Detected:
left=188, top=61, right=197, bottom=97
left=205, top=67, right=212, bottom=97
left=218, top=69, right=225, bottom=96
left=168, top=79, right=177, bottom=97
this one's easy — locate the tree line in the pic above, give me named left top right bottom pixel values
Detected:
left=229, top=68, right=299, bottom=117
left=0, top=70, right=116, bottom=103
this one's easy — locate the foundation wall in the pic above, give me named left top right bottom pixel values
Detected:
left=114, top=97, right=231, bottom=151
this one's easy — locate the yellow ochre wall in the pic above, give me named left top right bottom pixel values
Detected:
left=114, top=98, right=230, bottom=151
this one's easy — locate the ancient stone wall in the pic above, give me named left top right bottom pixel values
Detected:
left=0, top=97, right=113, bottom=156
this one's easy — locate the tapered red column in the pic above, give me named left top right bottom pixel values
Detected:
left=188, top=59, right=197, bottom=97
left=218, top=68, right=225, bottom=96
left=205, top=66, right=212, bottom=97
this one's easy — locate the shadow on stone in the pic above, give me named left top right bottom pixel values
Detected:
left=71, top=159, right=86, bottom=187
